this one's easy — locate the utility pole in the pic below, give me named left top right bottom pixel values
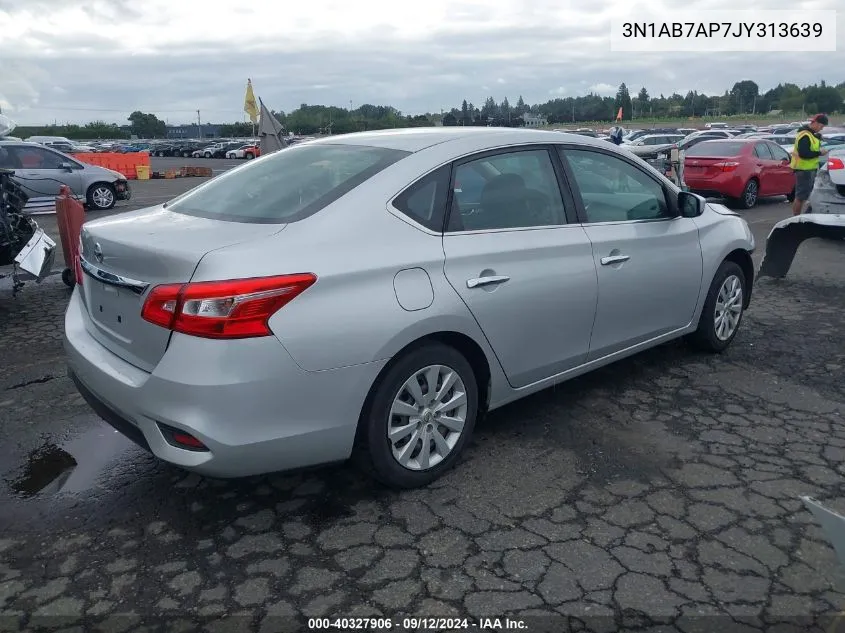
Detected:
left=197, top=109, right=201, bottom=139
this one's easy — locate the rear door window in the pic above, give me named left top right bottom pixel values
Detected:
left=754, top=143, right=774, bottom=160
left=166, top=144, right=409, bottom=223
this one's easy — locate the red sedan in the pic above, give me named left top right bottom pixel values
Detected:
left=683, top=139, right=796, bottom=209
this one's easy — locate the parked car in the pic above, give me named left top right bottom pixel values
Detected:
left=685, top=130, right=738, bottom=141
left=623, top=134, right=684, bottom=155
left=622, top=128, right=680, bottom=143
left=0, top=140, right=131, bottom=211
left=193, top=142, right=241, bottom=158
left=226, top=144, right=260, bottom=159
left=64, top=127, right=755, bottom=489
left=683, top=138, right=795, bottom=209
left=807, top=148, right=845, bottom=214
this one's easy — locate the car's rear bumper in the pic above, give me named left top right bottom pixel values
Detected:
left=684, top=174, right=744, bottom=199
left=63, top=289, right=385, bottom=478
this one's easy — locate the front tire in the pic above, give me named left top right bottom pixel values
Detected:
left=355, top=343, right=478, bottom=489
left=688, top=261, right=746, bottom=353
left=86, top=183, right=116, bottom=211
left=786, top=187, right=795, bottom=202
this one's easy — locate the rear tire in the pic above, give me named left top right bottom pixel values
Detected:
left=735, top=179, right=759, bottom=209
left=687, top=260, right=747, bottom=353
left=245, top=152, right=255, bottom=160
left=786, top=188, right=795, bottom=202
left=354, top=343, right=478, bottom=489
left=61, top=268, right=74, bottom=287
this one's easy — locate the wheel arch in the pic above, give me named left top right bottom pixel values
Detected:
left=723, top=248, right=754, bottom=309
left=353, top=331, right=493, bottom=445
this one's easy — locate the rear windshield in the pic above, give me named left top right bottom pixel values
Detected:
left=684, top=141, right=745, bottom=157
left=166, top=143, right=409, bottom=223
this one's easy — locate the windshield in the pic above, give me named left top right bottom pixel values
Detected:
left=166, top=143, right=409, bottom=223
left=683, top=141, right=746, bottom=157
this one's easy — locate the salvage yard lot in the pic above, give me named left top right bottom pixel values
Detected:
left=0, top=174, right=844, bottom=627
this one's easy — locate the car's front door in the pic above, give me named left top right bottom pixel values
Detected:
left=442, top=146, right=599, bottom=388
left=557, top=146, right=704, bottom=361
left=752, top=142, right=776, bottom=195
left=766, top=142, right=796, bottom=194
left=7, top=145, right=83, bottom=210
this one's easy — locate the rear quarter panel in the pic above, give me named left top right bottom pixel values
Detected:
left=187, top=146, right=504, bottom=375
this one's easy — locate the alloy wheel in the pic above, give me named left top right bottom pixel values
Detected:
left=744, top=181, right=758, bottom=207
left=714, top=274, right=743, bottom=341
left=92, top=187, right=114, bottom=209
left=387, top=364, right=468, bottom=471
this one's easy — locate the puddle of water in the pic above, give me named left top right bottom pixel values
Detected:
left=8, top=425, right=135, bottom=498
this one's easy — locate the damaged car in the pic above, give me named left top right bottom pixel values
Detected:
left=758, top=148, right=845, bottom=279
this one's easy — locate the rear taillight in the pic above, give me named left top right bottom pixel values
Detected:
left=713, top=161, right=740, bottom=172
left=828, top=157, right=844, bottom=170
left=141, top=274, right=316, bottom=339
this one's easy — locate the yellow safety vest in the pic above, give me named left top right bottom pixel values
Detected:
left=790, top=130, right=821, bottom=170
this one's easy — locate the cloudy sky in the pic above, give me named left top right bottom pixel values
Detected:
left=0, top=0, right=842, bottom=126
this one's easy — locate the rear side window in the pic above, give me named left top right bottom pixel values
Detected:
left=684, top=141, right=745, bottom=157
left=166, top=144, right=409, bottom=224
left=392, top=165, right=451, bottom=232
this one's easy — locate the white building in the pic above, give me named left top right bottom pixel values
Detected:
left=522, top=113, right=548, bottom=128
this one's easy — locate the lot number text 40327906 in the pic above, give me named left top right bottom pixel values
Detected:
left=307, top=617, right=528, bottom=630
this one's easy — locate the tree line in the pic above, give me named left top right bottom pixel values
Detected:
left=11, top=79, right=845, bottom=139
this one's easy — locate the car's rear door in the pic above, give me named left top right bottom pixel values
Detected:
left=442, top=145, right=599, bottom=389
left=557, top=145, right=703, bottom=360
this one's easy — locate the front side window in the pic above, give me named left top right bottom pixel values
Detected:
left=561, top=148, right=672, bottom=223
left=447, top=148, right=568, bottom=231
left=10, top=146, right=65, bottom=170
left=754, top=143, right=773, bottom=160
left=768, top=144, right=790, bottom=161
left=166, top=143, right=409, bottom=223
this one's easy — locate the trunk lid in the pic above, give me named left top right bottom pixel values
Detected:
left=78, top=205, right=285, bottom=372
left=683, top=156, right=739, bottom=180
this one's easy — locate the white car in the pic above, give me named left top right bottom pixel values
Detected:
left=226, top=145, right=254, bottom=159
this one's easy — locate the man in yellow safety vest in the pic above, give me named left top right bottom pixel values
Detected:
left=790, top=113, right=828, bottom=216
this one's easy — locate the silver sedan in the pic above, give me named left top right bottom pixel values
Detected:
left=64, top=127, right=755, bottom=489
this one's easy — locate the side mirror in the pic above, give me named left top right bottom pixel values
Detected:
left=59, top=162, right=73, bottom=171
left=678, top=190, right=704, bottom=218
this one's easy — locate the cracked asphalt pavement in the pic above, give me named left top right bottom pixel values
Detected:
left=1, top=183, right=844, bottom=632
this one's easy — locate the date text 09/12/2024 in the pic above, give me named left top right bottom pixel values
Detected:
left=307, top=617, right=527, bottom=630
left=621, top=21, right=823, bottom=38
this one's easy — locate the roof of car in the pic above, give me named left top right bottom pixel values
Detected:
left=306, top=126, right=609, bottom=152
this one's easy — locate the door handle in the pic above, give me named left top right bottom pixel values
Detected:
left=600, top=255, right=630, bottom=265
left=466, top=275, right=510, bottom=288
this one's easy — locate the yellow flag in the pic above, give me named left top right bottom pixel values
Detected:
left=244, top=79, right=258, bottom=124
